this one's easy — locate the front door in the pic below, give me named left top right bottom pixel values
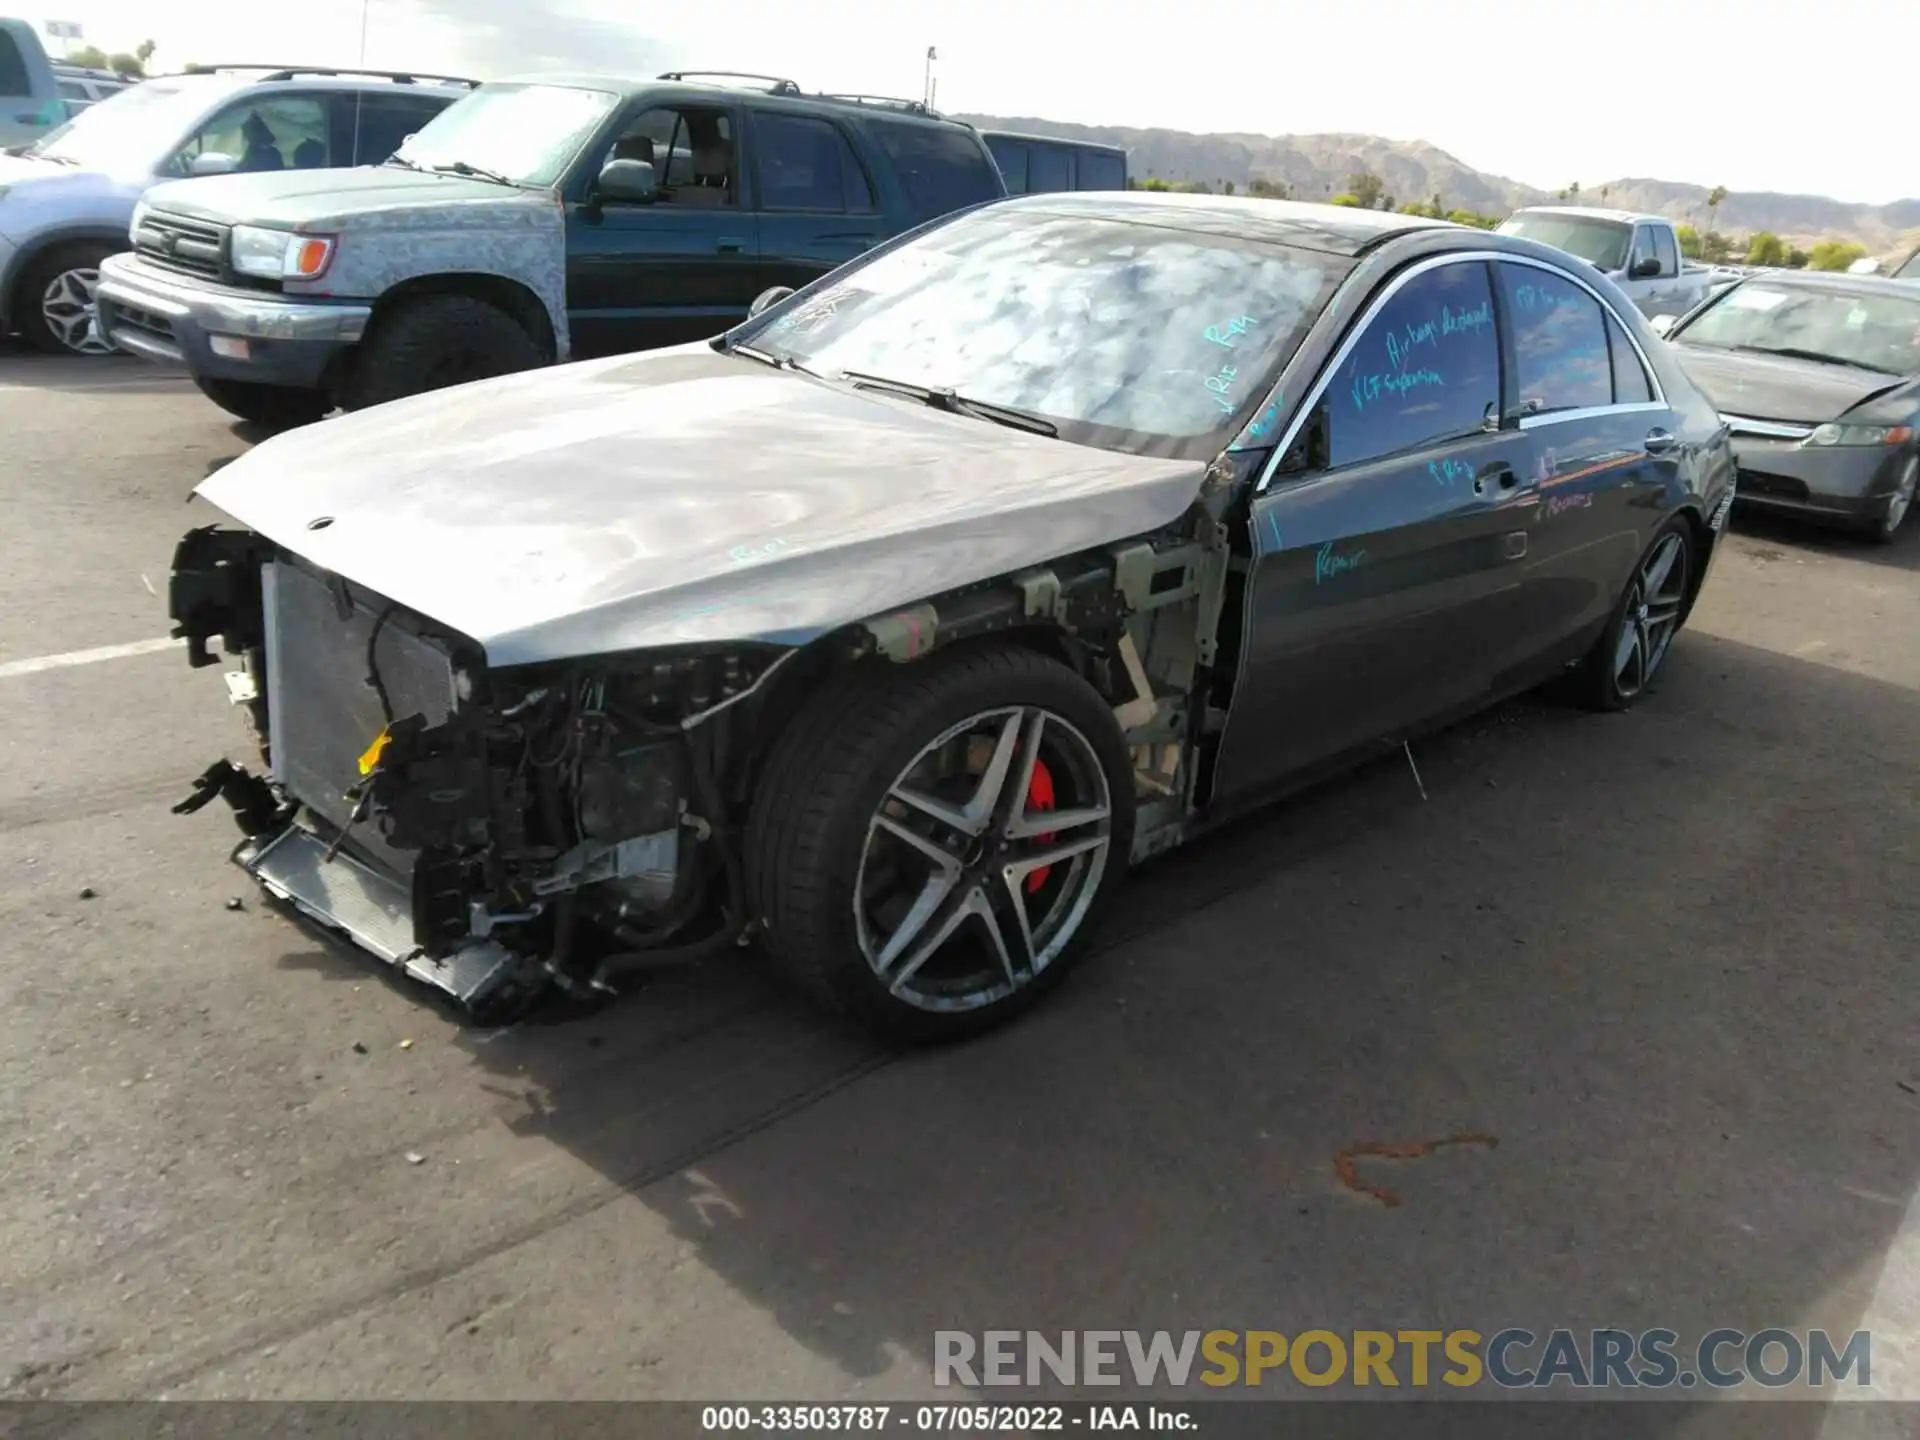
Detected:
left=565, top=102, right=763, bottom=358
left=1211, top=257, right=1539, bottom=798
left=745, top=109, right=888, bottom=295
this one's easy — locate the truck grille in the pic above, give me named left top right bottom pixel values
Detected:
left=132, top=211, right=229, bottom=282
left=262, top=560, right=462, bottom=877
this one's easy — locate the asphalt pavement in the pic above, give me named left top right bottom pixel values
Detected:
left=1, top=345, right=1916, bottom=1412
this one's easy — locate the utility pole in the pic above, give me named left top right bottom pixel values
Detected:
left=359, top=0, right=371, bottom=64
left=924, top=46, right=937, bottom=110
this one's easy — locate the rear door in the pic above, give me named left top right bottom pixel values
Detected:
left=1492, top=257, right=1678, bottom=680
left=1212, top=256, right=1540, bottom=798
left=746, top=108, right=886, bottom=294
left=564, top=100, right=762, bottom=357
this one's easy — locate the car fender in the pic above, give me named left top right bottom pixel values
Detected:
left=0, top=222, right=133, bottom=328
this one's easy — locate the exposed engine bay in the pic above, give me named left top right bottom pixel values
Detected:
left=164, top=455, right=1255, bottom=1019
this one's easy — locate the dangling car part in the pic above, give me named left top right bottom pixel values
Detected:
left=167, top=191, right=1734, bottom=1039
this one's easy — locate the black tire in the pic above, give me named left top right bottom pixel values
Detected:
left=1571, top=516, right=1695, bottom=713
left=1864, top=454, right=1917, bottom=546
left=745, top=643, right=1136, bottom=1043
left=343, top=294, right=544, bottom=411
left=193, top=376, right=330, bottom=430
left=15, top=241, right=119, bottom=356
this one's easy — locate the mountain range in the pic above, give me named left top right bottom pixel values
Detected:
left=958, top=115, right=1920, bottom=258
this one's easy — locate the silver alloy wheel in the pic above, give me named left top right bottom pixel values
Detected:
left=41, top=266, right=116, bottom=356
left=1613, top=530, right=1689, bottom=699
left=853, top=705, right=1114, bottom=1014
left=1883, top=457, right=1917, bottom=535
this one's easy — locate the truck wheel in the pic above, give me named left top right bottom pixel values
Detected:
left=344, top=294, right=544, bottom=411
left=745, top=643, right=1135, bottom=1043
left=194, top=376, right=330, bottom=430
left=16, top=242, right=119, bottom=356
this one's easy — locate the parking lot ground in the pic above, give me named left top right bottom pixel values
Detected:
left=1, top=346, right=1916, bottom=1407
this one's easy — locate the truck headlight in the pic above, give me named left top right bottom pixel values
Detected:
left=1804, top=423, right=1913, bottom=448
left=229, top=224, right=336, bottom=281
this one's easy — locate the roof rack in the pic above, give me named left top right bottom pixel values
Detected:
left=658, top=70, right=802, bottom=96
left=181, top=64, right=479, bottom=88
left=816, top=92, right=934, bottom=116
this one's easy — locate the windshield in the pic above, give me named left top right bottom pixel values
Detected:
left=25, top=79, right=222, bottom=170
left=1497, top=214, right=1633, bottom=273
left=391, top=82, right=618, bottom=188
left=741, top=207, right=1347, bottom=458
left=1674, top=282, right=1920, bottom=375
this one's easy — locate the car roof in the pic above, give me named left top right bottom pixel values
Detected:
left=1512, top=205, right=1659, bottom=226
left=491, top=71, right=978, bottom=128
left=1723, top=269, right=1920, bottom=302
left=994, top=190, right=1451, bottom=255
left=163, top=66, right=476, bottom=99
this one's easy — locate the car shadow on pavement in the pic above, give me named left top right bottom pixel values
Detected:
left=436, top=629, right=1918, bottom=1413
left=1730, top=508, right=1920, bottom=574
left=0, top=346, right=194, bottom=396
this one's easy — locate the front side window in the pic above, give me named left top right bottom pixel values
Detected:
left=0, top=33, right=29, bottom=96
left=598, top=106, right=735, bottom=205
left=168, top=94, right=331, bottom=176
left=868, top=121, right=1003, bottom=223
left=1499, top=262, right=1613, bottom=416
left=1497, top=213, right=1633, bottom=274
left=1028, top=144, right=1072, bottom=193
left=1629, top=226, right=1659, bottom=275
left=393, top=82, right=619, bottom=188
left=755, top=112, right=874, bottom=212
left=746, top=208, right=1346, bottom=458
left=1673, top=282, right=1920, bottom=375
left=1321, top=261, right=1501, bottom=469
left=1653, top=226, right=1679, bottom=278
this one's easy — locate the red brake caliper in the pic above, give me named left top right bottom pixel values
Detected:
left=1025, top=758, right=1057, bottom=895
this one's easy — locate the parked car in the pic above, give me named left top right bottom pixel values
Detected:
left=1496, top=207, right=1720, bottom=320
left=0, top=65, right=472, bottom=355
left=0, top=17, right=61, bottom=149
left=981, top=130, right=1127, bottom=193
left=1659, top=271, right=1920, bottom=543
left=164, top=193, right=1734, bottom=1038
left=99, top=71, right=1007, bottom=427
left=52, top=63, right=131, bottom=116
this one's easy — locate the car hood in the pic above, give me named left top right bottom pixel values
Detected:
left=195, top=345, right=1209, bottom=668
left=140, top=165, right=542, bottom=230
left=1672, top=344, right=1907, bottom=424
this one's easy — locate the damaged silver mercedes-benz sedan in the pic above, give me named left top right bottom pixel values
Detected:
left=168, top=192, right=1734, bottom=1038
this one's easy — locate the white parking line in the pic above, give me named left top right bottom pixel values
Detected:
left=0, top=636, right=184, bottom=680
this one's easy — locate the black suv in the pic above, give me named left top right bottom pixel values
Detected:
left=98, top=70, right=1009, bottom=426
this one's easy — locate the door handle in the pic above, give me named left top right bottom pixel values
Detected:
left=1644, top=428, right=1676, bottom=454
left=1474, top=462, right=1517, bottom=496
left=716, top=237, right=746, bottom=254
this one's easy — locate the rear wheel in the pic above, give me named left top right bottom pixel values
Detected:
left=193, top=376, right=330, bottom=430
left=343, top=294, right=544, bottom=411
left=1572, top=517, right=1693, bottom=712
left=1866, top=455, right=1917, bottom=546
left=746, top=644, right=1135, bottom=1042
left=17, top=242, right=119, bottom=356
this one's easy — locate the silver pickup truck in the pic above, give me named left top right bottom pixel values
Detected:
left=1497, top=206, right=1730, bottom=320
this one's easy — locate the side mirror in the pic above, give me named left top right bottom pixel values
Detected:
left=189, top=152, right=239, bottom=177
left=1630, top=257, right=1662, bottom=279
left=1649, top=313, right=1677, bottom=337
left=749, top=285, right=795, bottom=319
left=594, top=158, right=657, bottom=205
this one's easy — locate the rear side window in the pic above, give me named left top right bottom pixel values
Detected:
left=1325, top=260, right=1501, bottom=470
left=985, top=136, right=1027, bottom=192
left=0, top=33, right=30, bottom=95
left=1079, top=151, right=1125, bottom=190
left=755, top=112, right=875, bottom=212
left=869, top=121, right=1002, bottom=223
left=344, top=93, right=451, bottom=166
left=1607, top=314, right=1653, bottom=405
left=1498, top=262, right=1613, bottom=416
left=1028, top=144, right=1072, bottom=193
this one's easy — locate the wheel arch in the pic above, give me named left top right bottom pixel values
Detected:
left=1, top=227, right=127, bottom=332
left=364, top=271, right=560, bottom=363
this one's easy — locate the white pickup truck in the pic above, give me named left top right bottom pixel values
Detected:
left=1496, top=206, right=1731, bottom=320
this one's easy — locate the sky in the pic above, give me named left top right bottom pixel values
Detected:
left=25, top=0, right=1914, bottom=206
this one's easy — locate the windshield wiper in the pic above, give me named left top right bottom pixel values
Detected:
left=838, top=370, right=1057, bottom=437
left=1733, top=344, right=1895, bottom=374
left=25, top=150, right=78, bottom=165
left=429, top=159, right=516, bottom=187
left=384, top=153, right=425, bottom=171
left=726, top=342, right=819, bottom=375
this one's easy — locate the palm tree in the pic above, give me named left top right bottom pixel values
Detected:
left=1706, top=186, right=1728, bottom=238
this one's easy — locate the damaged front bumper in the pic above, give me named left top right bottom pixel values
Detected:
left=166, top=525, right=768, bottom=1018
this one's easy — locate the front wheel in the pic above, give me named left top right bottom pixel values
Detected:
left=1865, top=455, right=1917, bottom=546
left=746, top=644, right=1136, bottom=1042
left=17, top=242, right=119, bottom=356
left=194, top=376, right=329, bottom=430
left=1572, top=517, right=1694, bottom=712
left=343, top=294, right=544, bottom=411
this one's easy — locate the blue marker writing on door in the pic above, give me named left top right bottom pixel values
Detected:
left=1428, top=457, right=1474, bottom=487
left=1314, top=541, right=1367, bottom=585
